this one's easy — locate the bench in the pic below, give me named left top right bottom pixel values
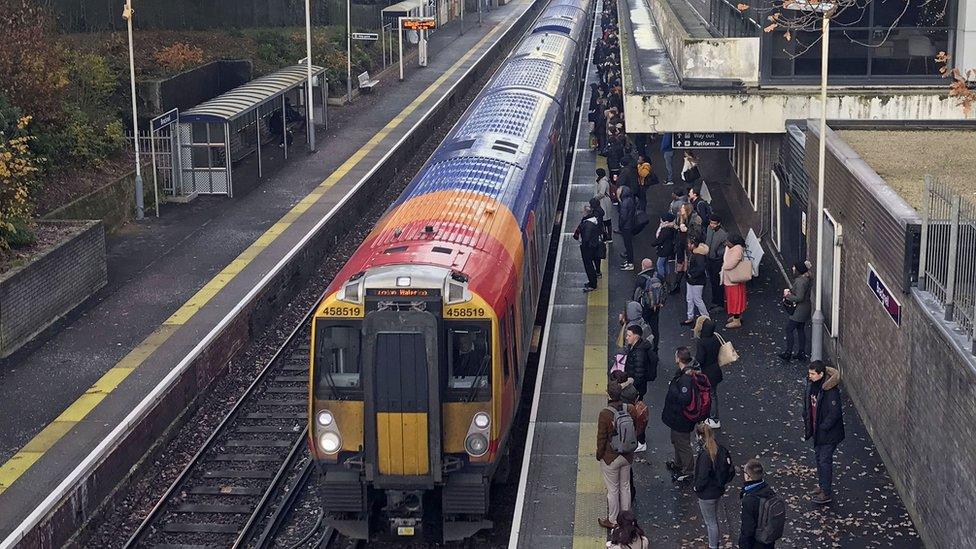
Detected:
left=358, top=71, right=380, bottom=93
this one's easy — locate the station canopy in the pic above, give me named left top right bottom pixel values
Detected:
left=382, top=0, right=425, bottom=18
left=181, top=64, right=327, bottom=124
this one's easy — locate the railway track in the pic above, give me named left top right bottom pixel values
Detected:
left=124, top=306, right=332, bottom=549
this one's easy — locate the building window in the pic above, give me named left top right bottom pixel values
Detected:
left=755, top=0, right=954, bottom=80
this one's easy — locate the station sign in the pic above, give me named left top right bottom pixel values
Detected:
left=352, top=32, right=379, bottom=41
left=672, top=132, right=736, bottom=150
left=867, top=263, right=902, bottom=326
left=151, top=108, right=179, bottom=132
left=402, top=17, right=437, bottom=30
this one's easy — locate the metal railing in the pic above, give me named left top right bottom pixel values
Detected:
left=918, top=175, right=976, bottom=354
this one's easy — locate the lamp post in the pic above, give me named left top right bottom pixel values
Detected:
left=122, top=0, right=144, bottom=220
left=784, top=0, right=834, bottom=362
left=304, top=0, right=316, bottom=151
left=347, top=0, right=353, bottom=101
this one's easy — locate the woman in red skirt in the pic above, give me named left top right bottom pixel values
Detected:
left=721, top=234, right=751, bottom=328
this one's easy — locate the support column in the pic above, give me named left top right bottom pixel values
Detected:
left=956, top=0, right=976, bottom=73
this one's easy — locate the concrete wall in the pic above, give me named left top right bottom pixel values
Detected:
left=623, top=89, right=976, bottom=133
left=0, top=221, right=107, bottom=359
left=798, top=125, right=976, bottom=549
left=644, top=0, right=759, bottom=85
left=43, top=165, right=154, bottom=233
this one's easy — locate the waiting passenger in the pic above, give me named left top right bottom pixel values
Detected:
left=739, top=459, right=785, bottom=549
left=694, top=422, right=735, bottom=549
left=597, top=382, right=637, bottom=530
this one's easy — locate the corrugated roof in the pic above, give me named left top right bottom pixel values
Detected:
left=181, top=64, right=326, bottom=123
left=382, top=0, right=424, bottom=13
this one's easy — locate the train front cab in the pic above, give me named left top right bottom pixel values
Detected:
left=309, top=266, right=511, bottom=542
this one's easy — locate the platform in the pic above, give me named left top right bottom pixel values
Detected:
left=0, top=3, right=539, bottom=545
left=510, top=9, right=921, bottom=545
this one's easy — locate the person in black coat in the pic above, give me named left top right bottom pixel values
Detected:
left=573, top=203, right=604, bottom=292
left=607, top=135, right=626, bottom=180
left=618, top=186, right=637, bottom=270
left=661, top=347, right=699, bottom=480
left=739, top=459, right=778, bottom=549
left=623, top=324, right=657, bottom=400
left=695, top=317, right=722, bottom=429
left=694, top=422, right=733, bottom=549
left=803, top=361, right=845, bottom=504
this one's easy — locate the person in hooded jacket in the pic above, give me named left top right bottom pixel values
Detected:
left=617, top=157, right=643, bottom=211
left=653, top=212, right=677, bottom=278
left=803, top=361, right=845, bottom=505
left=618, top=186, right=637, bottom=270
left=661, top=347, right=699, bottom=482
left=574, top=203, right=604, bottom=292
left=635, top=259, right=660, bottom=351
left=695, top=317, right=722, bottom=429
left=683, top=239, right=709, bottom=326
left=739, top=459, right=778, bottom=549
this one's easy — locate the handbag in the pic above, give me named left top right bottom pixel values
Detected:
left=611, top=352, right=627, bottom=373
left=782, top=298, right=797, bottom=315
left=727, top=259, right=753, bottom=284
left=716, top=334, right=739, bottom=367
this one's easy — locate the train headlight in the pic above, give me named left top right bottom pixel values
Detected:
left=464, top=433, right=489, bottom=457
left=319, top=432, right=342, bottom=454
left=317, top=410, right=335, bottom=427
left=473, top=412, right=490, bottom=429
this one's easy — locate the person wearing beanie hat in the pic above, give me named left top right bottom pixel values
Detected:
left=779, top=261, right=813, bottom=361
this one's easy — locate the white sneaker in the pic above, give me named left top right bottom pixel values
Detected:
left=705, top=418, right=721, bottom=429
left=636, top=442, right=647, bottom=452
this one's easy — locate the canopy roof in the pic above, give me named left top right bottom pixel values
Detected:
left=382, top=0, right=424, bottom=15
left=181, top=64, right=326, bottom=123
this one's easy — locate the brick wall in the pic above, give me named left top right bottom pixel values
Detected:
left=801, top=125, right=976, bottom=549
left=0, top=221, right=107, bottom=358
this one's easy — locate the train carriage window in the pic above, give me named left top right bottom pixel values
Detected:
left=314, top=323, right=362, bottom=398
left=445, top=322, right=492, bottom=402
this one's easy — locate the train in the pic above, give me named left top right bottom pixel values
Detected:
left=307, top=0, right=593, bottom=541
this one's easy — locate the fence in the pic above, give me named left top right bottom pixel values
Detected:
left=918, top=175, right=976, bottom=353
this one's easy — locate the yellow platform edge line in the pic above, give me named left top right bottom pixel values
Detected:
left=573, top=276, right=608, bottom=547
left=0, top=15, right=519, bottom=496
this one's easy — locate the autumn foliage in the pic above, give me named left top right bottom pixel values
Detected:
left=153, top=42, right=205, bottom=72
left=0, top=111, right=42, bottom=250
left=936, top=52, right=976, bottom=116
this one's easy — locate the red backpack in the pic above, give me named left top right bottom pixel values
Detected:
left=681, top=370, right=712, bottom=423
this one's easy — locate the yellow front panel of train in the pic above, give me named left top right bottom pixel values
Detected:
left=377, top=412, right=429, bottom=475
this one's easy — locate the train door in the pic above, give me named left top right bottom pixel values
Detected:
left=363, top=311, right=441, bottom=482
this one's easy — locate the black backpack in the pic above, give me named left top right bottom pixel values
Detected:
left=755, top=492, right=787, bottom=544
left=715, top=445, right=735, bottom=487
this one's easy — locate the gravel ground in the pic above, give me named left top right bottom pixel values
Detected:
left=837, top=129, right=976, bottom=211
left=78, top=27, right=517, bottom=549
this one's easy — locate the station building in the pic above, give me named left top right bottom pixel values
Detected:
left=615, top=0, right=976, bottom=545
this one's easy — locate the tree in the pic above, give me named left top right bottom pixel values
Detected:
left=0, top=0, right=69, bottom=124
left=0, top=99, right=41, bottom=250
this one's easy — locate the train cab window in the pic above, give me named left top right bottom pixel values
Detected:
left=445, top=322, right=492, bottom=402
left=314, top=323, right=362, bottom=398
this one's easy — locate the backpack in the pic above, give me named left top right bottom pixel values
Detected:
left=635, top=273, right=667, bottom=311
left=714, top=445, right=735, bottom=487
left=605, top=405, right=639, bottom=454
left=755, top=493, right=787, bottom=544
left=681, top=370, right=712, bottom=423
left=694, top=198, right=712, bottom=225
